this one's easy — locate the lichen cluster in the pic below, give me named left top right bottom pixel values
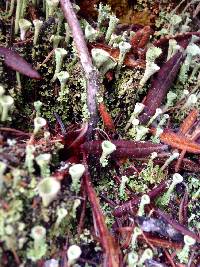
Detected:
left=0, top=0, right=200, bottom=266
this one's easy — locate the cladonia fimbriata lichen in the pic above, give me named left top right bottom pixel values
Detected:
left=140, top=46, right=162, bottom=87
left=100, top=140, right=116, bottom=167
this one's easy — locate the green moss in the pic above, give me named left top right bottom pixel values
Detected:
left=0, top=1, right=199, bottom=265
left=104, top=68, right=146, bottom=134
left=125, top=157, right=165, bottom=194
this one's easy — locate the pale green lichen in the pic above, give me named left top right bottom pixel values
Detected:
left=84, top=22, right=99, bottom=42
left=0, top=88, right=14, bottom=122
left=67, top=244, right=82, bottom=266
left=69, top=164, right=85, bottom=194
left=0, top=1, right=199, bottom=265
left=130, top=227, right=142, bottom=250
left=18, top=18, right=31, bottom=40
left=177, top=235, right=195, bottom=264
left=158, top=173, right=183, bottom=207
left=119, top=175, right=129, bottom=200
left=0, top=161, right=6, bottom=192
left=38, top=177, right=61, bottom=207
left=97, top=3, right=111, bottom=29
left=100, top=140, right=116, bottom=167
left=35, top=153, right=51, bottom=177
left=140, top=46, right=162, bottom=87
left=138, top=154, right=164, bottom=185
left=137, top=194, right=150, bottom=216
left=179, top=43, right=200, bottom=84
left=167, top=39, right=181, bottom=60
left=115, top=41, right=131, bottom=78
left=27, top=226, right=47, bottom=261
left=91, top=48, right=117, bottom=75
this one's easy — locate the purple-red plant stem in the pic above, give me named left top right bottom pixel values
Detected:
left=0, top=127, right=31, bottom=136
left=77, top=186, right=87, bottom=235
left=118, top=227, right=183, bottom=250
left=178, top=190, right=189, bottom=225
left=82, top=153, right=121, bottom=267
left=68, top=123, right=88, bottom=149
left=81, top=140, right=168, bottom=158
left=60, top=0, right=100, bottom=140
left=164, top=249, right=177, bottom=267
left=113, top=180, right=168, bottom=217
left=155, top=209, right=200, bottom=242
left=100, top=194, right=116, bottom=208
left=152, top=157, right=200, bottom=173
left=179, top=109, right=198, bottom=135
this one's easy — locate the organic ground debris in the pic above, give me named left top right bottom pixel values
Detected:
left=0, top=0, right=200, bottom=266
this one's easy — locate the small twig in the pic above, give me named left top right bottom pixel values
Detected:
left=141, top=231, right=155, bottom=251
left=82, top=153, right=121, bottom=266
left=54, top=112, right=67, bottom=135
left=36, top=49, right=55, bottom=70
left=13, top=37, right=33, bottom=46
left=79, top=257, right=99, bottom=266
left=188, top=250, right=196, bottom=267
left=60, top=0, right=100, bottom=140
left=178, top=190, right=189, bottom=225
left=100, top=193, right=116, bottom=208
left=164, top=249, right=176, bottom=267
left=118, top=227, right=182, bottom=250
left=171, top=0, right=186, bottom=14
left=113, top=180, right=168, bottom=217
left=138, top=234, right=182, bottom=250
left=77, top=186, right=87, bottom=235
left=0, top=127, right=31, bottom=136
left=11, top=248, right=21, bottom=266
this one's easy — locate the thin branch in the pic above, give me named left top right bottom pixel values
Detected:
left=155, top=209, right=200, bottom=242
left=82, top=154, right=121, bottom=267
left=60, top=0, right=100, bottom=140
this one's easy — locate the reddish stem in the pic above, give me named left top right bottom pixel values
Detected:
left=82, top=154, right=121, bottom=267
left=154, top=209, right=200, bottom=242
left=113, top=180, right=168, bottom=217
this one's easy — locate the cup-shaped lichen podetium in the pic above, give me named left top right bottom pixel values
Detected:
left=67, top=245, right=82, bottom=266
left=91, top=48, right=117, bottom=75
left=100, top=140, right=116, bottom=167
left=19, top=19, right=32, bottom=40
left=31, top=225, right=46, bottom=251
left=0, top=95, right=14, bottom=122
left=35, top=153, right=51, bottom=178
left=57, top=71, right=70, bottom=94
left=46, top=0, right=59, bottom=18
left=177, top=235, right=196, bottom=263
left=69, top=164, right=85, bottom=194
left=105, top=14, right=119, bottom=43
left=33, top=19, right=43, bottom=45
left=0, top=85, right=5, bottom=97
left=27, top=225, right=47, bottom=261
left=137, top=194, right=150, bottom=217
left=52, top=48, right=68, bottom=81
left=33, top=117, right=46, bottom=135
left=38, top=177, right=61, bottom=207
left=118, top=41, right=131, bottom=68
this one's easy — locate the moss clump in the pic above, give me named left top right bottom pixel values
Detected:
left=103, top=68, right=146, bottom=133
